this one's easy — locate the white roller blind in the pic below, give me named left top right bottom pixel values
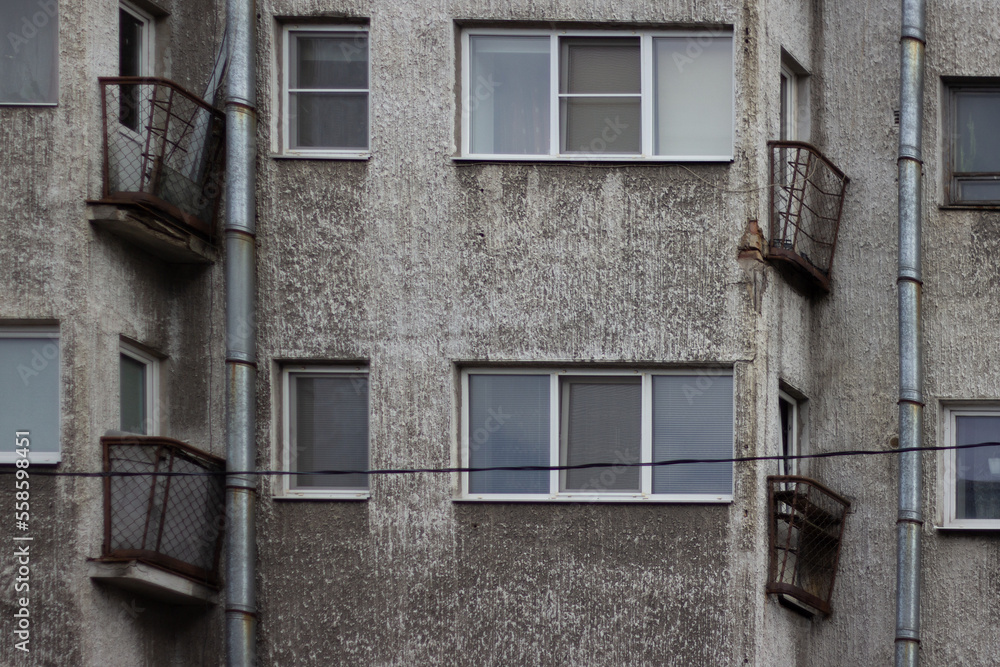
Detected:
left=653, top=35, right=733, bottom=157
left=468, top=374, right=549, bottom=494
left=289, top=373, right=369, bottom=490
left=0, top=332, right=60, bottom=463
left=652, top=374, right=733, bottom=495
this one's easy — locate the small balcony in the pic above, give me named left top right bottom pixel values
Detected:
left=767, top=141, right=849, bottom=295
left=766, top=475, right=850, bottom=617
left=91, top=436, right=225, bottom=602
left=89, top=77, right=225, bottom=264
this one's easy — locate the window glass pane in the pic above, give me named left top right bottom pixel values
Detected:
left=119, top=9, right=143, bottom=77
left=291, top=32, right=369, bottom=90
left=290, top=92, right=368, bottom=149
left=290, top=374, right=369, bottom=490
left=954, top=92, right=1000, bottom=173
left=560, top=97, right=641, bottom=154
left=469, top=35, right=550, bottom=155
left=0, top=335, right=59, bottom=458
left=561, top=377, right=641, bottom=492
left=468, top=374, right=549, bottom=494
left=653, top=36, right=733, bottom=157
left=560, top=38, right=640, bottom=94
left=120, top=354, right=147, bottom=434
left=955, top=415, right=1000, bottom=520
left=956, top=179, right=1000, bottom=202
left=653, top=374, right=733, bottom=495
left=0, top=0, right=59, bottom=104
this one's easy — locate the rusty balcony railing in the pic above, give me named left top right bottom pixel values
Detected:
left=98, top=77, right=225, bottom=240
left=767, top=476, right=850, bottom=616
left=101, top=436, right=225, bottom=585
left=768, top=141, right=849, bottom=294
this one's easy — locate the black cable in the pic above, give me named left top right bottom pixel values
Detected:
left=5, top=441, right=1000, bottom=478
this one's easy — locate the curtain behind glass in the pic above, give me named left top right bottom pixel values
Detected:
left=653, top=36, right=733, bottom=157
left=653, top=374, right=733, bottom=495
left=0, top=0, right=58, bottom=104
left=561, top=377, right=641, bottom=492
left=468, top=374, right=549, bottom=494
left=469, top=36, right=550, bottom=155
left=955, top=415, right=1000, bottom=520
left=0, top=336, right=59, bottom=458
left=290, top=374, right=369, bottom=490
left=289, top=32, right=369, bottom=150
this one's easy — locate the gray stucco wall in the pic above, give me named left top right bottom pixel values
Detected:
left=3, top=0, right=1000, bottom=664
left=1, top=1, right=226, bottom=665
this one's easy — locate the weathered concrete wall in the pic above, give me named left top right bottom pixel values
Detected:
left=0, top=1, right=226, bottom=665
left=253, top=0, right=788, bottom=665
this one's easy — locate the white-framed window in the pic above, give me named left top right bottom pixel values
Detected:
left=778, top=389, right=800, bottom=476
left=0, top=326, right=60, bottom=464
left=944, top=79, right=1000, bottom=205
left=460, top=28, right=734, bottom=161
left=281, top=364, right=370, bottom=499
left=119, top=341, right=159, bottom=435
left=941, top=405, right=1000, bottom=529
left=0, top=0, right=59, bottom=105
left=459, top=368, right=734, bottom=502
left=118, top=1, right=155, bottom=131
left=280, top=24, right=370, bottom=157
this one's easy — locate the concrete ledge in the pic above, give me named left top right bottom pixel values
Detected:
left=87, top=203, right=218, bottom=264
left=88, top=560, right=218, bottom=605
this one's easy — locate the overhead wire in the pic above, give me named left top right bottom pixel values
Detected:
left=6, top=440, right=1000, bottom=478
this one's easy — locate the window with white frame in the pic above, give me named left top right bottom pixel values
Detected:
left=0, top=0, right=59, bottom=105
left=460, top=368, right=734, bottom=501
left=778, top=51, right=809, bottom=143
left=118, top=1, right=155, bottom=131
left=461, top=28, right=734, bottom=160
left=119, top=342, right=159, bottom=435
left=282, top=365, right=370, bottom=498
left=778, top=389, right=800, bottom=476
left=281, top=25, right=370, bottom=156
left=0, top=326, right=60, bottom=464
left=942, top=405, right=1000, bottom=528
left=945, top=80, right=1000, bottom=205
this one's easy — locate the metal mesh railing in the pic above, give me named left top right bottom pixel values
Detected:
left=767, top=475, right=850, bottom=616
left=102, top=436, right=225, bottom=584
left=768, top=141, right=849, bottom=292
left=99, top=77, right=225, bottom=239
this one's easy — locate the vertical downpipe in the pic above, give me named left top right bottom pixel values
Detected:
left=224, top=0, right=258, bottom=665
left=895, top=1, right=926, bottom=666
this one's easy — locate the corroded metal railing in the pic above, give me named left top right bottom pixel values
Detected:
left=102, top=436, right=225, bottom=584
left=99, top=77, right=225, bottom=239
left=767, top=475, right=850, bottom=616
left=768, top=141, right=849, bottom=294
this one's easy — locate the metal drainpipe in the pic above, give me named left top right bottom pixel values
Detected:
left=895, top=0, right=926, bottom=665
left=224, top=0, right=257, bottom=664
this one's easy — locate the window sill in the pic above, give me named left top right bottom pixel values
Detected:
left=271, top=152, right=371, bottom=161
left=0, top=102, right=58, bottom=107
left=0, top=454, right=60, bottom=465
left=935, top=522, right=1000, bottom=531
left=274, top=491, right=370, bottom=501
left=453, top=155, right=734, bottom=164
left=938, top=203, right=1000, bottom=211
left=455, top=493, right=732, bottom=503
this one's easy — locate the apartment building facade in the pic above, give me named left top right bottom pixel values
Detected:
left=1, top=0, right=999, bottom=665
